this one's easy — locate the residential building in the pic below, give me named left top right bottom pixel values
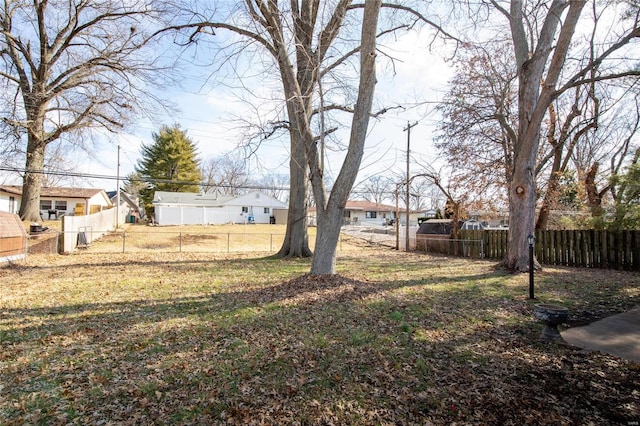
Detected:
left=152, top=190, right=288, bottom=225
left=0, top=185, right=113, bottom=219
left=309, top=200, right=397, bottom=226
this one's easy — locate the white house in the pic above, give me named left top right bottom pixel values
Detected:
left=153, top=190, right=288, bottom=225
left=0, top=185, right=113, bottom=219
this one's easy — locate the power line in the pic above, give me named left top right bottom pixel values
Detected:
left=0, top=166, right=291, bottom=192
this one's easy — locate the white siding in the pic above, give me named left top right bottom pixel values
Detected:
left=153, top=191, right=287, bottom=225
left=0, top=194, right=18, bottom=214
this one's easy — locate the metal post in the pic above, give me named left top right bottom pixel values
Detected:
left=122, top=231, right=126, bottom=253
left=116, top=145, right=120, bottom=228
left=395, top=183, right=400, bottom=250
left=403, top=121, right=418, bottom=252
left=528, top=234, right=535, bottom=299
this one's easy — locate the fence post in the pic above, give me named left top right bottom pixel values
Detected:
left=122, top=231, right=126, bottom=253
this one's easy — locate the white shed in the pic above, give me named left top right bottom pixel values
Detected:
left=153, top=191, right=288, bottom=225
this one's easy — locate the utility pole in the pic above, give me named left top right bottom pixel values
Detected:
left=395, top=182, right=400, bottom=250
left=116, top=145, right=121, bottom=228
left=404, top=121, right=418, bottom=251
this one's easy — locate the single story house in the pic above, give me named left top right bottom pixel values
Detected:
left=309, top=200, right=397, bottom=226
left=153, top=190, right=288, bottom=225
left=0, top=185, right=113, bottom=219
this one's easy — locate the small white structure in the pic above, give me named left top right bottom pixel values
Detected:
left=461, top=219, right=485, bottom=231
left=153, top=191, right=288, bottom=225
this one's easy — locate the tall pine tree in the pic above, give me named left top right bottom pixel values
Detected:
left=136, top=125, right=202, bottom=216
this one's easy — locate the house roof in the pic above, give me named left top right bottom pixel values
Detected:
left=153, top=191, right=234, bottom=206
left=344, top=200, right=396, bottom=211
left=152, top=191, right=288, bottom=209
left=309, top=200, right=397, bottom=213
left=0, top=185, right=105, bottom=199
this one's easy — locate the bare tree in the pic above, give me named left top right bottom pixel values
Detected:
left=161, top=0, right=462, bottom=272
left=201, top=153, right=250, bottom=196
left=409, top=177, right=437, bottom=213
left=40, top=141, right=83, bottom=187
left=436, top=41, right=517, bottom=200
left=413, top=167, right=467, bottom=237
left=535, top=79, right=609, bottom=229
left=487, top=0, right=640, bottom=271
left=357, top=175, right=393, bottom=205
left=255, top=173, right=290, bottom=202
left=574, top=88, right=640, bottom=222
left=0, top=0, right=172, bottom=221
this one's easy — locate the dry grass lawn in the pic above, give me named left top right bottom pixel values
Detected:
left=1, top=228, right=639, bottom=425
left=65, top=223, right=369, bottom=253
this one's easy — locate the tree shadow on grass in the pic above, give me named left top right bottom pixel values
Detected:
left=1, top=255, right=638, bottom=424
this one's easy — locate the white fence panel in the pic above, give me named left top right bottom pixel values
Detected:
left=157, top=205, right=242, bottom=225
left=61, top=208, right=117, bottom=253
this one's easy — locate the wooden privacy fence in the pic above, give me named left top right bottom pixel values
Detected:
left=443, top=229, right=640, bottom=271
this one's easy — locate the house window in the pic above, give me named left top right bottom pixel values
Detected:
left=40, top=200, right=52, bottom=210
left=365, top=211, right=377, bottom=219
left=264, top=207, right=270, bottom=214
left=55, top=201, right=67, bottom=211
left=242, top=206, right=249, bottom=213
left=9, top=196, right=15, bottom=213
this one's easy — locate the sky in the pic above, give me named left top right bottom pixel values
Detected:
left=71, top=24, right=455, bottom=197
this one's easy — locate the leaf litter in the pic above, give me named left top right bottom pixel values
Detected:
left=0, top=247, right=638, bottom=425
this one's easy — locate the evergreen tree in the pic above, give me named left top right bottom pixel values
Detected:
left=122, top=172, right=146, bottom=198
left=135, top=125, right=202, bottom=216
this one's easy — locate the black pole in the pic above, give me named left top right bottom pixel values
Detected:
left=528, top=234, right=535, bottom=299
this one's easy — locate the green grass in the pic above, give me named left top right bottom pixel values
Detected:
left=0, top=247, right=639, bottom=424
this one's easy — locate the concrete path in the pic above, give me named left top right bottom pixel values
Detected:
left=561, top=308, right=640, bottom=363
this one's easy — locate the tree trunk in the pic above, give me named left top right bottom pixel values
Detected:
left=277, top=133, right=312, bottom=258
left=309, top=0, right=380, bottom=275
left=536, top=171, right=562, bottom=230
left=583, top=162, right=605, bottom=218
left=505, top=0, right=585, bottom=271
left=311, top=207, right=344, bottom=274
left=505, top=61, right=544, bottom=271
left=19, top=137, right=46, bottom=222
left=506, top=147, right=537, bottom=271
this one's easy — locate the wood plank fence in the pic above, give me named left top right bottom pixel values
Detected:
left=431, top=229, right=640, bottom=271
